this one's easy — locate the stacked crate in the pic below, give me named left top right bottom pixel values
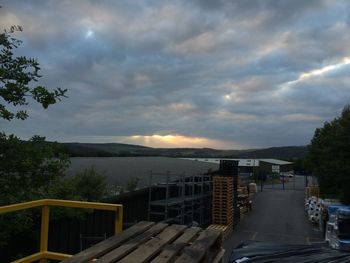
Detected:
left=207, top=224, right=232, bottom=242
left=212, top=176, right=234, bottom=229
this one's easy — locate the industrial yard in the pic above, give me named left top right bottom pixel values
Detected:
left=224, top=178, right=323, bottom=261
left=2, top=159, right=350, bottom=262
left=2, top=0, right=350, bottom=261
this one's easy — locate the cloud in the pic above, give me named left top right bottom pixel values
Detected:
left=1, top=0, right=349, bottom=149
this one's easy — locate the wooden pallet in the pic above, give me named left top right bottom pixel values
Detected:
left=212, top=176, right=235, bottom=227
left=61, top=221, right=225, bottom=263
left=206, top=224, right=232, bottom=241
left=212, top=203, right=233, bottom=207
left=212, top=216, right=233, bottom=225
left=212, top=213, right=233, bottom=219
left=212, top=215, right=233, bottom=221
left=212, top=208, right=233, bottom=213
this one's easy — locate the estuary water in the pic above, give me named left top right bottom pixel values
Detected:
left=65, top=156, right=219, bottom=188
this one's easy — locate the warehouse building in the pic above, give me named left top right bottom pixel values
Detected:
left=259, top=159, right=293, bottom=175
left=182, top=158, right=293, bottom=176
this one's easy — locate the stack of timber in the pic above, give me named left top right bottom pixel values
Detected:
left=212, top=176, right=234, bottom=228
left=207, top=224, right=232, bottom=242
left=62, top=221, right=225, bottom=263
left=305, top=185, right=320, bottom=199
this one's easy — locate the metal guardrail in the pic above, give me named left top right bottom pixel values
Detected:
left=0, top=199, right=123, bottom=263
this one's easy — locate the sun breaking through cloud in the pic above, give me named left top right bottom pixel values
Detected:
left=127, top=134, right=239, bottom=149
left=1, top=0, right=350, bottom=148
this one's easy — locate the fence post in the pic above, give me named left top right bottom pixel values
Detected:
left=115, top=206, right=123, bottom=235
left=40, top=205, right=50, bottom=263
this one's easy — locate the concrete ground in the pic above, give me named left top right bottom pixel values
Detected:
left=223, top=177, right=323, bottom=262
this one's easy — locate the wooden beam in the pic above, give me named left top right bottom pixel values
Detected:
left=119, top=224, right=187, bottom=263
left=151, top=227, right=201, bottom=263
left=62, top=221, right=154, bottom=263
left=174, top=229, right=221, bottom=263
left=99, top=223, right=168, bottom=263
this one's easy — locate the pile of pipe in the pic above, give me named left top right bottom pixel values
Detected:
left=305, top=196, right=321, bottom=224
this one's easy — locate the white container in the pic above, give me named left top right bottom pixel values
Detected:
left=248, top=183, right=257, bottom=194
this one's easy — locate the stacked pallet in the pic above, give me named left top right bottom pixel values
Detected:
left=212, top=176, right=234, bottom=229
left=232, top=174, right=239, bottom=226
left=62, top=221, right=225, bottom=263
left=207, top=224, right=232, bottom=242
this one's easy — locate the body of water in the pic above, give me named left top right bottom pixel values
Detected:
left=65, top=156, right=219, bottom=188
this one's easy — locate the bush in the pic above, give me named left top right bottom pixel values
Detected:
left=307, top=105, right=350, bottom=204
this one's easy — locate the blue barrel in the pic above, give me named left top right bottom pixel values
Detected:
left=338, top=207, right=350, bottom=218
left=338, top=239, right=350, bottom=251
left=328, top=205, right=348, bottom=215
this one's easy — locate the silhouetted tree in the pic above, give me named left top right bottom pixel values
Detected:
left=307, top=105, right=350, bottom=204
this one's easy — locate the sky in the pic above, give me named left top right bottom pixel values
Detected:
left=1, top=0, right=350, bottom=149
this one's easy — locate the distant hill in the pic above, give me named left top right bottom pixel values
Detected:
left=235, top=146, right=308, bottom=159
left=60, top=142, right=307, bottom=159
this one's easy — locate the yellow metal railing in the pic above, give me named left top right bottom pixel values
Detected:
left=0, top=199, right=123, bottom=263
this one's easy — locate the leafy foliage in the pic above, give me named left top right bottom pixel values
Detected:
left=307, top=105, right=350, bottom=204
left=49, top=166, right=108, bottom=202
left=0, top=133, right=70, bottom=249
left=0, top=133, right=70, bottom=205
left=126, top=177, right=140, bottom=192
left=0, top=23, right=69, bottom=255
left=47, top=166, right=108, bottom=221
left=0, top=26, right=67, bottom=120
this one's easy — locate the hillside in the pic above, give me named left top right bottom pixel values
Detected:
left=60, top=142, right=307, bottom=159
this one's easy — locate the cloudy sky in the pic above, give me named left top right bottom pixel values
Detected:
left=1, top=0, right=350, bottom=149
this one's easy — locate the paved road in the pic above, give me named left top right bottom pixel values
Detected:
left=223, top=182, right=323, bottom=261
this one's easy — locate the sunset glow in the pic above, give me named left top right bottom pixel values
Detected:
left=2, top=1, right=350, bottom=148
left=128, top=134, right=238, bottom=149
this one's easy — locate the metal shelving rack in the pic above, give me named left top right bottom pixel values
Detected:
left=148, top=172, right=212, bottom=226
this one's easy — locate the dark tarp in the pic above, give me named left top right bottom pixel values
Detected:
left=229, top=242, right=350, bottom=262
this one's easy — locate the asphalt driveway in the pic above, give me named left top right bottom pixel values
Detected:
left=223, top=185, right=323, bottom=261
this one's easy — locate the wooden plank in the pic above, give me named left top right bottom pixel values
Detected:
left=212, top=249, right=225, bottom=263
left=119, top=224, right=187, bottom=263
left=203, top=246, right=224, bottom=263
left=98, top=223, right=168, bottom=263
left=151, top=227, right=201, bottom=263
left=174, top=229, right=221, bottom=263
left=62, top=221, right=155, bottom=263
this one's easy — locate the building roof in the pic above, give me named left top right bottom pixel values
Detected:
left=181, top=158, right=259, bottom=167
left=259, top=159, right=292, bottom=165
left=181, top=158, right=292, bottom=166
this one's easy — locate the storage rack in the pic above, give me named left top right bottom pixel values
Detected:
left=148, top=172, right=212, bottom=226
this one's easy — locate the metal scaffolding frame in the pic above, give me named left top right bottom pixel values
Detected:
left=147, top=171, right=212, bottom=226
